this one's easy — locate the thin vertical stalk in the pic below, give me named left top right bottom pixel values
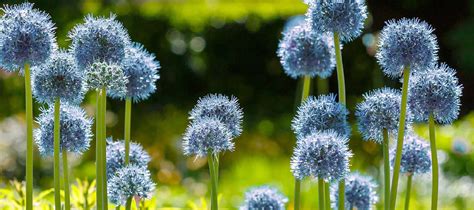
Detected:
left=301, top=75, right=311, bottom=102
left=383, top=128, right=390, bottom=210
left=317, top=77, right=329, bottom=95
left=208, top=153, right=219, bottom=210
left=324, top=182, right=330, bottom=210
left=294, top=179, right=301, bottom=210
left=318, top=178, right=325, bottom=210
left=96, top=90, right=103, bottom=210
left=24, top=63, right=33, bottom=210
left=429, top=113, right=438, bottom=210
left=124, top=97, right=132, bottom=165
left=54, top=98, right=61, bottom=209
left=125, top=197, right=132, bottom=210
left=62, top=151, right=71, bottom=210
left=101, top=87, right=108, bottom=209
left=390, top=66, right=410, bottom=210
left=404, top=175, right=413, bottom=210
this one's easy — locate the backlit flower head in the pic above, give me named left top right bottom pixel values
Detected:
left=108, top=164, right=155, bottom=206
left=307, top=0, right=367, bottom=42
left=332, top=173, right=378, bottom=210
left=278, top=24, right=335, bottom=79
left=0, top=3, right=57, bottom=72
left=109, top=43, right=160, bottom=102
left=240, top=186, right=288, bottom=210
left=32, top=50, right=85, bottom=104
left=290, top=130, right=351, bottom=181
left=282, top=15, right=306, bottom=33
left=376, top=18, right=438, bottom=78
left=85, top=62, right=128, bottom=95
left=391, top=133, right=431, bottom=175
left=408, top=63, right=462, bottom=124
left=35, top=104, right=92, bottom=156
left=68, top=14, right=130, bottom=70
left=190, top=94, right=243, bottom=137
left=183, top=117, right=233, bottom=157
left=106, top=138, right=151, bottom=179
left=292, top=94, right=350, bottom=139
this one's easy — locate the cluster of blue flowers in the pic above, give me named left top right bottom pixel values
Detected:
left=391, top=133, right=432, bottom=175
left=331, top=173, right=378, bottom=210
left=240, top=186, right=288, bottom=210
left=106, top=138, right=151, bottom=178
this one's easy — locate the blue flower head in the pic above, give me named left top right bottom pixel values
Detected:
left=307, top=0, right=367, bottom=42
left=408, top=63, right=462, bottom=124
left=32, top=50, right=85, bottom=104
left=190, top=94, right=243, bottom=137
left=107, top=164, right=155, bottom=206
left=68, top=14, right=130, bottom=70
left=35, top=104, right=93, bottom=156
left=183, top=117, right=233, bottom=157
left=282, top=15, right=306, bottom=33
left=278, top=24, right=335, bottom=79
left=292, top=94, right=350, bottom=139
left=356, top=88, right=413, bottom=143
left=376, top=18, right=438, bottom=78
left=240, top=186, right=288, bottom=210
left=290, top=130, right=352, bottom=181
left=85, top=62, right=128, bottom=95
left=106, top=138, right=151, bottom=179
left=391, top=133, right=431, bottom=175
left=108, top=43, right=160, bottom=102
left=0, top=3, right=57, bottom=72
left=331, top=173, right=378, bottom=210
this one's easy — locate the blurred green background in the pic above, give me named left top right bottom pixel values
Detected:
left=0, top=0, right=473, bottom=209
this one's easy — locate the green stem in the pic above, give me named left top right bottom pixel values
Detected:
left=125, top=197, right=132, bottom=210
left=294, top=179, right=301, bottom=210
left=208, top=153, right=219, bottom=210
left=324, top=181, right=330, bottom=210
left=429, top=113, right=438, bottom=210
left=405, top=175, right=413, bottom=210
left=318, top=178, right=325, bottom=210
left=101, top=87, right=108, bottom=209
left=317, top=77, right=329, bottom=95
left=390, top=66, right=410, bottom=210
left=62, top=150, right=70, bottom=210
left=24, top=63, right=33, bottom=210
left=54, top=98, right=61, bottom=210
left=124, top=97, right=132, bottom=165
left=96, top=90, right=103, bottom=210
left=302, top=75, right=311, bottom=102
left=383, top=128, right=390, bottom=210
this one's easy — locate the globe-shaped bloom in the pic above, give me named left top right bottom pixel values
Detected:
left=356, top=88, right=412, bottom=143
left=332, top=173, right=378, bottom=210
left=278, top=24, right=335, bottom=79
left=292, top=94, right=350, bottom=139
left=85, top=62, right=128, bottom=95
left=408, top=63, right=462, bottom=124
left=290, top=130, right=352, bottom=181
left=282, top=15, right=306, bottom=33
left=391, top=133, right=431, bottom=175
left=106, top=138, right=151, bottom=179
left=240, top=186, right=288, bottom=210
left=32, top=50, right=85, bottom=104
left=68, top=14, right=130, bottom=70
left=0, top=3, right=57, bottom=72
left=307, top=0, right=367, bottom=42
left=189, top=94, right=243, bottom=137
left=376, top=18, right=438, bottom=78
left=182, top=117, right=233, bottom=157
left=107, top=164, right=155, bottom=206
left=35, top=104, right=93, bottom=156
left=108, top=43, right=160, bottom=102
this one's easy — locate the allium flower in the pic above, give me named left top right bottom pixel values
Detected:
left=182, top=117, right=233, bottom=157
left=35, top=104, right=93, bottom=156
left=307, top=0, right=367, bottom=42
left=189, top=94, right=243, bottom=137
left=0, top=3, right=57, bottom=72
left=292, top=94, right=350, bottom=139
left=108, top=43, right=160, bottom=102
left=32, top=50, right=85, bottom=104
left=107, top=164, right=155, bottom=206
left=356, top=88, right=412, bottom=143
left=376, top=18, right=438, bottom=78
left=85, top=62, right=128, bottom=95
left=391, top=133, right=431, bottom=175
left=106, top=138, right=151, bottom=179
left=290, top=130, right=352, bottom=181
left=332, top=173, right=378, bottom=210
left=282, top=15, right=306, bottom=33
left=408, top=63, right=462, bottom=124
left=240, top=186, right=288, bottom=210
left=277, top=24, right=335, bottom=79
left=68, top=14, right=130, bottom=70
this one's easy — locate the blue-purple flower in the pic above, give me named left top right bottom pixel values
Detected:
left=107, top=164, right=155, bottom=206
left=85, top=62, right=128, bottom=95
left=106, top=138, right=151, bottom=179
left=240, top=186, right=288, bottom=210
left=391, top=133, right=431, bottom=175
left=332, top=173, right=378, bottom=210
left=182, top=117, right=233, bottom=157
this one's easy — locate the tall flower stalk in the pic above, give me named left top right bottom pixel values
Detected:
left=53, top=98, right=61, bottom=209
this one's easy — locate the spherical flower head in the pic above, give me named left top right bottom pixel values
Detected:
left=376, top=18, right=438, bottom=78
left=35, top=104, right=93, bottom=156
left=0, top=3, right=57, bottom=72
left=278, top=24, right=335, bottom=79
left=68, top=14, right=130, bottom=70
left=292, top=94, right=350, bottom=139
left=408, top=63, right=462, bottom=124
left=282, top=15, right=306, bottom=33
left=183, top=117, right=233, bottom=157
left=32, top=50, right=85, bottom=104
left=108, top=43, right=160, bottom=102
left=107, top=164, right=155, bottom=206
left=391, top=133, right=431, bottom=175
left=307, top=0, right=367, bottom=42
left=290, top=130, right=352, bottom=181
left=189, top=94, right=243, bottom=137
left=332, top=173, right=378, bottom=210
left=356, top=88, right=413, bottom=143
left=85, top=62, right=128, bottom=95
left=240, top=186, right=288, bottom=210
left=106, top=138, right=151, bottom=179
